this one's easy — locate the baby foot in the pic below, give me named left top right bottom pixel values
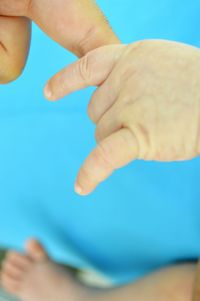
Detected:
left=1, top=239, right=91, bottom=301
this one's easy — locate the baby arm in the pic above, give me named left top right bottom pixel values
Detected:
left=0, top=16, right=31, bottom=83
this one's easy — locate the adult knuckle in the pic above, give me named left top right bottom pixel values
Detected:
left=26, top=0, right=33, bottom=15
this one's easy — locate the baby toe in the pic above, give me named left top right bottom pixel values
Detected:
left=5, top=251, right=32, bottom=271
left=26, top=239, right=49, bottom=262
left=2, top=260, right=24, bottom=280
left=1, top=271, right=21, bottom=294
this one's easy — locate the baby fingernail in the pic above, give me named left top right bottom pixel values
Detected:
left=75, top=183, right=83, bottom=195
left=44, top=84, right=53, bottom=100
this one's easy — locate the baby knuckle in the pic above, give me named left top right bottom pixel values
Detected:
left=154, top=146, right=181, bottom=161
left=95, top=126, right=103, bottom=143
left=78, top=54, right=92, bottom=83
left=94, top=131, right=101, bottom=144
left=88, top=89, right=101, bottom=123
left=87, top=106, right=93, bottom=122
left=126, top=40, right=146, bottom=55
left=95, top=142, right=115, bottom=171
left=128, top=124, right=149, bottom=160
left=136, top=123, right=150, bottom=148
left=79, top=165, right=93, bottom=185
left=87, top=101, right=96, bottom=123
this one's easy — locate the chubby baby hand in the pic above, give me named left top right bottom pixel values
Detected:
left=44, top=40, right=200, bottom=195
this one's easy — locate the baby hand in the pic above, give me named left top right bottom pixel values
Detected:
left=45, top=40, right=200, bottom=195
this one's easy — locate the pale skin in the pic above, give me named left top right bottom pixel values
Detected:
left=44, top=40, right=200, bottom=196
left=0, top=1, right=198, bottom=301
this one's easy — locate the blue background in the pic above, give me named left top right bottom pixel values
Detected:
left=0, top=0, right=200, bottom=284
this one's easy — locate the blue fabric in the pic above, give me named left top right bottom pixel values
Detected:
left=0, top=0, right=200, bottom=285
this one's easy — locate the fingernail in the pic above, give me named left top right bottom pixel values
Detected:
left=75, top=183, right=83, bottom=195
left=44, top=84, right=53, bottom=100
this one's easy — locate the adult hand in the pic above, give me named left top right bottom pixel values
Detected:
left=0, top=16, right=30, bottom=83
left=45, top=40, right=200, bottom=195
left=0, top=0, right=119, bottom=57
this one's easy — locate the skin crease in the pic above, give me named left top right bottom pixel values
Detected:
left=45, top=40, right=200, bottom=195
left=0, top=0, right=120, bottom=57
left=0, top=16, right=31, bottom=83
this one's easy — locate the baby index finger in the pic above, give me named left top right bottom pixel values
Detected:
left=44, top=45, right=125, bottom=101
